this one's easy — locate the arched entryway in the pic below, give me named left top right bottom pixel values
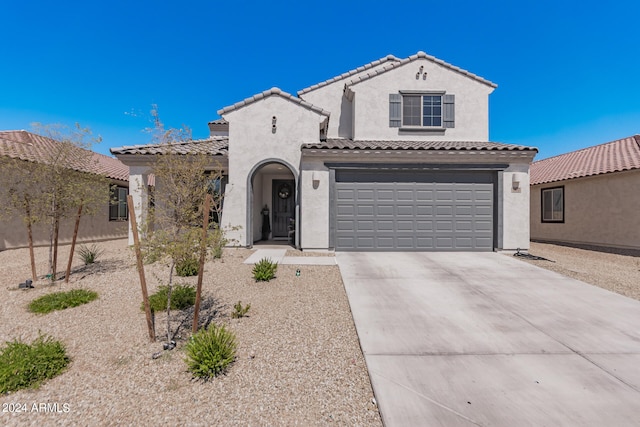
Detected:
left=247, top=159, right=298, bottom=247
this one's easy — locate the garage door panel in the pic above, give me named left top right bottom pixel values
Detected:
left=334, top=171, right=494, bottom=251
left=396, top=205, right=414, bottom=216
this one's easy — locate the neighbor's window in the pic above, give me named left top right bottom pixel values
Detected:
left=109, top=186, right=128, bottom=221
left=403, top=94, right=442, bottom=127
left=541, top=186, right=564, bottom=222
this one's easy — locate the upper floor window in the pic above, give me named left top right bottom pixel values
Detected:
left=109, top=185, right=128, bottom=221
left=541, top=186, right=564, bottom=223
left=390, top=92, right=454, bottom=129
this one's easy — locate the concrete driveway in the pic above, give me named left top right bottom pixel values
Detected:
left=337, top=252, right=640, bottom=426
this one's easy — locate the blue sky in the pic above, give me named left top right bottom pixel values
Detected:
left=1, top=0, right=638, bottom=160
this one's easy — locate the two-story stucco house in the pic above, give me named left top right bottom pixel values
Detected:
left=112, top=51, right=537, bottom=252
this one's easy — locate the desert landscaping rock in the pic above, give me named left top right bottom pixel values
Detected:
left=511, top=242, right=640, bottom=301
left=0, top=240, right=381, bottom=426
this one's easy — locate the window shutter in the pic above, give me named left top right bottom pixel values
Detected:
left=389, top=93, right=401, bottom=127
left=443, top=94, right=455, bottom=128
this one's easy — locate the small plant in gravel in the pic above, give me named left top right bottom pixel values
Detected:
left=184, top=324, right=236, bottom=379
left=28, top=289, right=98, bottom=314
left=231, top=301, right=251, bottom=318
left=175, top=257, right=199, bottom=277
left=0, top=334, right=70, bottom=394
left=77, top=243, right=103, bottom=265
left=252, top=257, right=278, bottom=282
left=145, top=284, right=196, bottom=313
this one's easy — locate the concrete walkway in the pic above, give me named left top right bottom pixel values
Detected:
left=243, top=249, right=336, bottom=265
left=337, top=252, right=640, bottom=427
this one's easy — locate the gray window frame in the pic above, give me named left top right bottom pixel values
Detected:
left=400, top=91, right=444, bottom=128
left=109, top=185, right=128, bottom=221
left=541, top=186, right=564, bottom=223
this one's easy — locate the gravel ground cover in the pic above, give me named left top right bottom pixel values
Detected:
left=511, top=242, right=640, bottom=301
left=0, top=240, right=381, bottom=426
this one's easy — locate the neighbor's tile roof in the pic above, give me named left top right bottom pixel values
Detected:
left=530, top=135, right=640, bottom=185
left=217, top=87, right=330, bottom=117
left=303, top=139, right=536, bottom=152
left=345, top=51, right=497, bottom=89
left=110, top=136, right=229, bottom=156
left=0, top=130, right=129, bottom=181
left=297, top=54, right=401, bottom=96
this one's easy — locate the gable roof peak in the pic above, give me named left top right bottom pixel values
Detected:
left=345, top=51, right=497, bottom=89
left=217, top=87, right=329, bottom=117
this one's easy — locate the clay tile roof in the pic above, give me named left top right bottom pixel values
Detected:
left=207, top=118, right=228, bottom=125
left=0, top=130, right=129, bottom=181
left=217, top=87, right=330, bottom=117
left=530, top=135, right=640, bottom=185
left=345, top=51, right=497, bottom=89
left=297, top=54, right=401, bottom=96
left=110, top=136, right=229, bottom=156
left=303, top=139, right=536, bottom=152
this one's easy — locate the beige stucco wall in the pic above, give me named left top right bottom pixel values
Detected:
left=348, top=58, right=494, bottom=141
left=530, top=170, right=640, bottom=250
left=220, top=95, right=328, bottom=246
left=0, top=179, right=129, bottom=251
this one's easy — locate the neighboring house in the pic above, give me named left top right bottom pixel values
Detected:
left=112, top=51, right=537, bottom=252
left=530, top=135, right=640, bottom=251
left=0, top=130, right=130, bottom=250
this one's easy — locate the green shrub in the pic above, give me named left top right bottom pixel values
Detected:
left=77, top=244, right=104, bottom=265
left=210, top=226, right=227, bottom=259
left=232, top=301, right=251, bottom=318
left=28, top=289, right=98, bottom=314
left=144, top=284, right=196, bottom=312
left=0, top=334, right=70, bottom=394
left=176, top=257, right=199, bottom=277
left=252, top=257, right=278, bottom=282
left=184, top=324, right=236, bottom=379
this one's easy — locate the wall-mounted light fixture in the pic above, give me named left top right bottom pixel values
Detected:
left=272, top=115, right=277, bottom=134
left=512, top=174, right=521, bottom=191
left=312, top=171, right=320, bottom=189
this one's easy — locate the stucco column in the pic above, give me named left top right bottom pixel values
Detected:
left=128, top=166, right=151, bottom=245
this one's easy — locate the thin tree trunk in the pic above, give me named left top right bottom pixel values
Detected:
left=167, top=260, right=175, bottom=342
left=53, top=217, right=60, bottom=281
left=65, top=203, right=83, bottom=284
left=25, top=198, right=37, bottom=282
left=193, top=194, right=211, bottom=333
left=128, top=195, right=155, bottom=342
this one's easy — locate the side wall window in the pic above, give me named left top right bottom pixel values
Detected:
left=110, top=186, right=128, bottom=221
left=541, top=186, right=564, bottom=223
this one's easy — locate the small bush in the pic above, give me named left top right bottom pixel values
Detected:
left=77, top=244, right=103, bottom=265
left=252, top=257, right=277, bottom=282
left=185, top=324, right=236, bottom=379
left=0, top=334, right=70, bottom=394
left=28, top=289, right=98, bottom=314
left=176, top=257, right=199, bottom=277
left=145, top=284, right=196, bottom=312
left=210, top=227, right=227, bottom=259
left=232, top=301, right=251, bottom=318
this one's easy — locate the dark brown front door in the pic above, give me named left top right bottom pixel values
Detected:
left=272, top=179, right=295, bottom=238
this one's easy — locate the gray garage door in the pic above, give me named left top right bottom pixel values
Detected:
left=334, top=170, right=494, bottom=251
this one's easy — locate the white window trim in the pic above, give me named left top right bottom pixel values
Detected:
left=399, top=91, right=446, bottom=130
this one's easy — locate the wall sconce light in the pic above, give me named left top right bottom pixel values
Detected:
left=512, top=174, right=521, bottom=191
left=312, top=171, right=320, bottom=189
left=272, top=115, right=277, bottom=134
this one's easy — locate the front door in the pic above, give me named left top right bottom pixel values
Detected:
left=272, top=179, right=295, bottom=239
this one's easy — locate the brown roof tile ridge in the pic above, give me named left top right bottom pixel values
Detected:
left=0, top=130, right=33, bottom=144
left=208, top=118, right=228, bottom=125
left=217, top=87, right=330, bottom=117
left=345, top=51, right=497, bottom=89
left=296, top=54, right=401, bottom=96
left=532, top=135, right=640, bottom=165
